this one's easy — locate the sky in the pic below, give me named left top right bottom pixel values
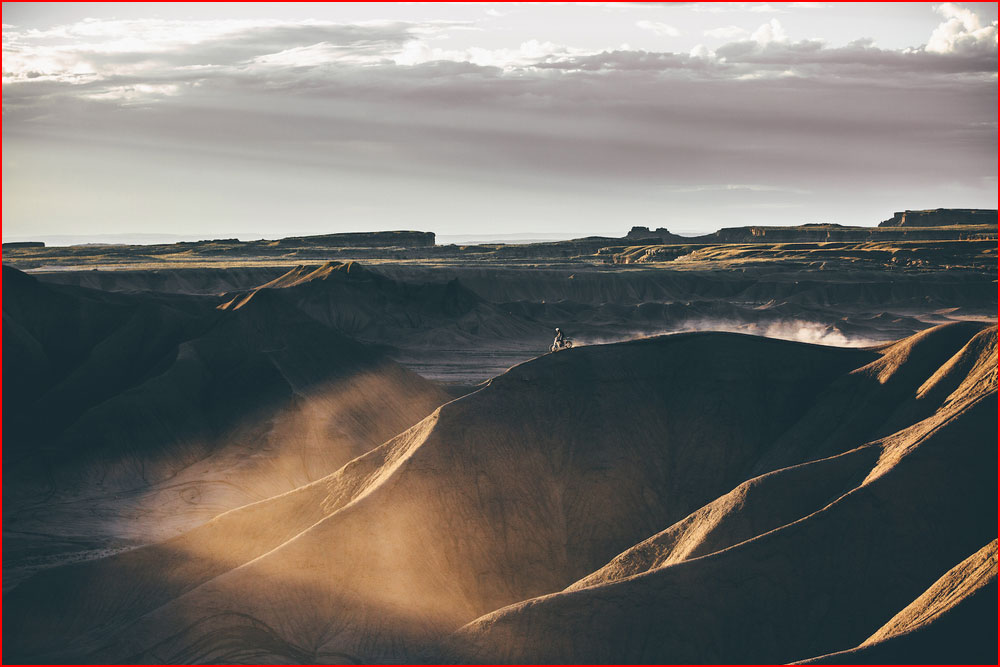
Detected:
left=2, top=2, right=997, bottom=242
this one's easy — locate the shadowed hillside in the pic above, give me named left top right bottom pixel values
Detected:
left=28, top=258, right=997, bottom=385
left=800, top=539, right=997, bottom=664
left=438, top=325, right=997, bottom=664
left=218, top=261, right=545, bottom=349
left=2, top=265, right=448, bottom=586
left=4, top=323, right=994, bottom=664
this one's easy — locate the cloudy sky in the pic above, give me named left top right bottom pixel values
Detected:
left=2, top=2, right=997, bottom=242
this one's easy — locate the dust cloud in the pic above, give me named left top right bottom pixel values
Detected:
left=574, top=319, right=889, bottom=350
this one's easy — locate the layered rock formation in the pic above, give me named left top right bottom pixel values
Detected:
left=4, top=210, right=995, bottom=270
left=2, top=241, right=45, bottom=249
left=612, top=239, right=998, bottom=271
left=879, top=209, right=997, bottom=228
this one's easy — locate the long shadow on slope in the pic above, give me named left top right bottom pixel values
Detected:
left=3, top=330, right=879, bottom=663
left=218, top=261, right=546, bottom=349
left=4, top=266, right=395, bottom=491
left=5, top=325, right=993, bottom=664
left=800, top=539, right=997, bottom=665
left=436, top=327, right=997, bottom=664
left=3, top=266, right=448, bottom=586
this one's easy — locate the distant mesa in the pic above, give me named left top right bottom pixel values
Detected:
left=3, top=241, right=45, bottom=249
left=878, top=209, right=997, bottom=228
left=180, top=230, right=435, bottom=249
left=178, top=238, right=241, bottom=245
left=625, top=226, right=686, bottom=244
left=624, top=209, right=997, bottom=248
left=626, top=225, right=667, bottom=238
left=2, top=210, right=996, bottom=271
left=273, top=230, right=435, bottom=248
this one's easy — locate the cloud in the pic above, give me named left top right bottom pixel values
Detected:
left=82, top=82, right=181, bottom=103
left=1, top=10, right=995, bottom=238
left=5, top=10, right=996, bottom=98
left=394, top=38, right=580, bottom=68
left=636, top=20, right=680, bottom=37
left=691, top=2, right=783, bottom=13
left=663, top=184, right=811, bottom=194
left=533, top=49, right=694, bottom=71
left=751, top=18, right=788, bottom=46
left=704, top=26, right=750, bottom=40
left=689, top=44, right=715, bottom=59
left=926, top=3, right=998, bottom=54
left=712, top=34, right=996, bottom=76
left=0, top=19, right=449, bottom=84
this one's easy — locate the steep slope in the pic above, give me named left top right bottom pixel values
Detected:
left=800, top=539, right=997, bottom=664
left=377, top=265, right=996, bottom=311
left=567, top=444, right=883, bottom=589
left=4, top=266, right=446, bottom=496
left=3, top=330, right=870, bottom=662
left=219, top=261, right=544, bottom=349
left=35, top=266, right=290, bottom=296
left=438, top=327, right=997, bottom=664
left=2, top=266, right=204, bottom=441
left=3, top=266, right=449, bottom=583
left=7, top=324, right=993, bottom=664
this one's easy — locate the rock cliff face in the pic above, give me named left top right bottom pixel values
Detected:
left=705, top=224, right=996, bottom=243
left=4, top=212, right=998, bottom=270
left=611, top=239, right=998, bottom=271
left=2, top=241, right=45, bottom=249
left=625, top=226, right=686, bottom=244
left=878, top=209, right=997, bottom=228
left=269, top=231, right=435, bottom=247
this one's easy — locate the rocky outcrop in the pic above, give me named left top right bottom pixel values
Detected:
left=2, top=241, right=45, bottom=249
left=611, top=239, right=998, bottom=271
left=269, top=230, right=435, bottom=247
left=704, top=224, right=996, bottom=244
left=879, top=209, right=997, bottom=228
left=625, top=226, right=686, bottom=244
left=5, top=212, right=999, bottom=271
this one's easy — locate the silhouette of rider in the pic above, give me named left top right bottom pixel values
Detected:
left=553, top=327, right=565, bottom=348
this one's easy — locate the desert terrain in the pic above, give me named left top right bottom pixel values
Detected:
left=2, top=209, right=997, bottom=664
